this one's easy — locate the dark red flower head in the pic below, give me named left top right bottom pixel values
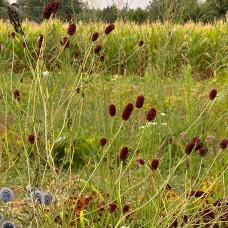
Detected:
left=105, top=24, right=115, bottom=35
left=136, top=95, right=145, bottom=109
left=13, top=90, right=20, bottom=100
left=100, top=55, right=105, bottom=62
left=109, top=104, right=116, bottom=117
left=199, top=148, right=206, bottom=157
left=66, top=13, right=72, bottom=21
left=120, top=146, right=129, bottom=161
left=171, top=219, right=178, bottom=228
left=209, top=89, right=217, bottom=100
left=122, top=103, right=134, bottom=121
left=165, top=184, right=172, bottom=190
left=42, top=1, right=60, bottom=19
left=137, top=159, right=145, bottom=165
left=109, top=203, right=117, bottom=213
left=150, top=159, right=159, bottom=170
left=73, top=51, right=79, bottom=59
left=94, top=44, right=102, bottom=54
left=60, top=37, right=70, bottom=48
left=38, top=34, right=43, bottom=49
left=92, top=32, right=99, bottom=42
left=220, top=139, right=228, bottom=149
left=122, top=205, right=129, bottom=213
left=11, top=32, right=16, bottom=39
left=185, top=142, right=194, bottom=155
left=146, top=108, right=156, bottom=121
left=100, top=137, right=107, bottom=147
left=68, top=23, right=76, bottom=36
left=139, top=40, right=144, bottom=47
left=28, top=134, right=35, bottom=144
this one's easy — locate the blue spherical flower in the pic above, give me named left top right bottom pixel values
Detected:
left=1, top=221, right=16, bottom=228
left=0, top=213, right=4, bottom=223
left=26, top=187, right=40, bottom=197
left=28, top=190, right=42, bottom=204
left=43, top=192, right=53, bottom=206
left=0, top=188, right=14, bottom=203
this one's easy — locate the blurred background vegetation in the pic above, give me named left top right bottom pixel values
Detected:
left=0, top=0, right=227, bottom=24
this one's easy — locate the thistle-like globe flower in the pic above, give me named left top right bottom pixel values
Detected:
left=0, top=213, right=4, bottom=223
left=120, top=146, right=129, bottom=161
left=1, top=221, right=16, bottom=228
left=0, top=188, right=14, bottom=203
left=146, top=108, right=156, bottom=121
left=122, top=103, right=134, bottom=121
left=136, top=95, right=145, bottom=109
left=44, top=192, right=53, bottom=206
left=209, top=89, right=217, bottom=100
left=105, top=24, right=115, bottom=35
left=29, top=189, right=42, bottom=204
left=67, top=23, right=76, bottom=36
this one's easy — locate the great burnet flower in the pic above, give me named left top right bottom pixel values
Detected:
left=137, top=159, right=145, bottom=165
left=139, top=40, right=144, bottom=47
left=44, top=192, right=53, bottom=205
left=100, top=55, right=105, bottom=62
left=150, top=159, right=159, bottom=170
left=11, top=32, right=15, bottom=39
left=146, top=108, right=156, bottom=121
left=42, top=1, right=60, bottom=19
left=37, top=34, right=43, bottom=49
left=100, top=138, right=107, bottom=147
left=60, top=37, right=70, bottom=48
left=199, top=148, right=206, bottom=157
left=209, top=89, right=217, bottom=100
left=13, top=90, right=20, bottom=100
left=66, top=13, right=72, bottom=21
left=73, top=51, right=79, bottom=59
left=120, top=146, right=129, bottom=161
left=122, top=204, right=129, bottom=213
left=220, top=139, right=228, bottom=149
left=94, top=44, right=102, bottom=54
left=122, top=103, right=134, bottom=121
left=109, top=203, right=117, bottom=213
left=109, top=104, right=116, bottom=117
left=105, top=24, right=115, bottom=35
left=92, top=32, right=99, bottom=42
left=0, top=188, right=14, bottom=203
left=67, top=23, right=76, bottom=36
left=1, top=221, right=16, bottom=228
left=28, top=134, right=35, bottom=144
left=136, top=95, right=145, bottom=109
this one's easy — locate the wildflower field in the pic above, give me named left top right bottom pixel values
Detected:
left=0, top=2, right=227, bottom=228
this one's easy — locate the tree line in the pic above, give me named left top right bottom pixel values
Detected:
left=0, top=0, right=227, bottom=23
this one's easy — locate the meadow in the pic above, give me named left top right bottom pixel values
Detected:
left=0, top=3, right=227, bottom=228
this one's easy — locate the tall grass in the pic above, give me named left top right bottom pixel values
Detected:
left=0, top=8, right=227, bottom=228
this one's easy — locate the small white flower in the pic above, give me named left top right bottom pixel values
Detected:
left=56, top=136, right=67, bottom=143
left=42, top=71, right=49, bottom=77
left=161, top=112, right=166, bottom=116
left=161, top=123, right=167, bottom=126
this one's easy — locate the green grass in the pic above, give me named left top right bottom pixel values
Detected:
left=0, top=17, right=227, bottom=228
